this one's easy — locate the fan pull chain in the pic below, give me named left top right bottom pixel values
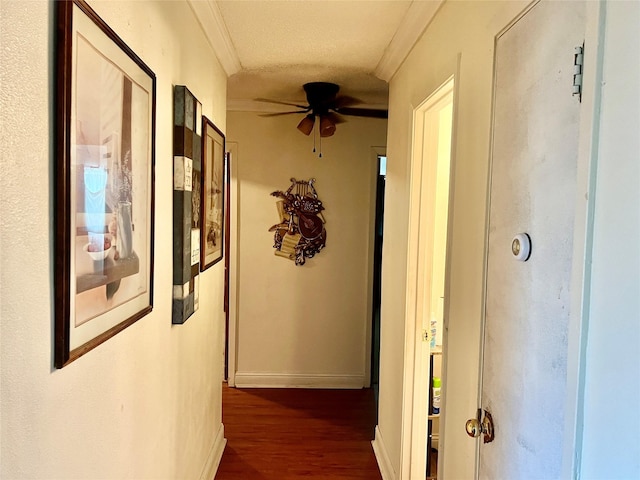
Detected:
left=310, top=117, right=323, bottom=158
left=312, top=123, right=317, bottom=154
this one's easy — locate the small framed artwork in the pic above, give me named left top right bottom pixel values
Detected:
left=55, top=0, right=156, bottom=367
left=201, top=117, right=226, bottom=270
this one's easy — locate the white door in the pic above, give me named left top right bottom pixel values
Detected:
left=479, top=2, right=585, bottom=479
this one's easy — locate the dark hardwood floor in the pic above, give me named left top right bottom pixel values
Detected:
left=216, top=384, right=382, bottom=479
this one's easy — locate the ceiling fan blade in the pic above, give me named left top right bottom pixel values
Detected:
left=333, top=107, right=388, bottom=119
left=254, top=98, right=309, bottom=109
left=324, top=112, right=346, bottom=125
left=332, top=95, right=362, bottom=109
left=259, top=110, right=308, bottom=117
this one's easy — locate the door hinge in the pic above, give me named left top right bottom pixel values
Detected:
left=573, top=43, right=584, bottom=102
left=422, top=329, right=430, bottom=342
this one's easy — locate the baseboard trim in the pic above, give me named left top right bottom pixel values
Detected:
left=372, top=425, right=396, bottom=480
left=200, top=423, right=227, bottom=480
left=234, top=372, right=365, bottom=389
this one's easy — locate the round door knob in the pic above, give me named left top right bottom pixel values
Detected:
left=466, top=418, right=481, bottom=438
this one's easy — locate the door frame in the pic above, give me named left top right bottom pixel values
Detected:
left=224, top=151, right=231, bottom=380
left=400, top=75, right=457, bottom=479
left=560, top=2, right=606, bottom=477
left=226, top=141, right=239, bottom=386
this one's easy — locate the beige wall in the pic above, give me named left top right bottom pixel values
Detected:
left=0, top=1, right=227, bottom=478
left=227, top=111, right=386, bottom=388
left=377, top=1, right=529, bottom=477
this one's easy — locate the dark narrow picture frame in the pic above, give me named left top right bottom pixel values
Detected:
left=200, top=116, right=226, bottom=270
left=55, top=0, right=156, bottom=368
left=172, top=85, right=201, bottom=325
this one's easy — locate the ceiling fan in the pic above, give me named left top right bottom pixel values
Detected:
left=256, top=82, right=388, bottom=139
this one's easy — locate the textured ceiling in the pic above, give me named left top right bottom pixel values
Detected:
left=206, top=0, right=441, bottom=111
left=217, top=1, right=411, bottom=71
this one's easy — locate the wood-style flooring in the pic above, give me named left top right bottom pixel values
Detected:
left=216, top=384, right=382, bottom=479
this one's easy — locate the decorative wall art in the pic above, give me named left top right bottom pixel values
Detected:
left=201, top=117, right=225, bottom=270
left=270, top=178, right=326, bottom=266
left=173, top=85, right=202, bottom=324
left=54, top=0, right=156, bottom=368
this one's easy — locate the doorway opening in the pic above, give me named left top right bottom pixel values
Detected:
left=402, top=77, right=454, bottom=479
left=371, top=154, right=386, bottom=408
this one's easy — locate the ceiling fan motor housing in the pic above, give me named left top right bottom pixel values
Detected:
left=303, top=82, right=340, bottom=112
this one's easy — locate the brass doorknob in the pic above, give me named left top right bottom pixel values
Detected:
left=466, top=418, right=482, bottom=438
left=465, top=410, right=495, bottom=443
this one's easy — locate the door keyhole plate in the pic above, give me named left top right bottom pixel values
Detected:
left=482, top=410, right=494, bottom=443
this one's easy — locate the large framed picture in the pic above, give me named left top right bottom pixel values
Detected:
left=55, top=0, right=156, bottom=368
left=201, top=117, right=225, bottom=270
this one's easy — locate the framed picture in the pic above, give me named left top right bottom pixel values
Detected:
left=172, top=85, right=202, bottom=324
left=201, top=117, right=226, bottom=270
left=55, top=0, right=156, bottom=368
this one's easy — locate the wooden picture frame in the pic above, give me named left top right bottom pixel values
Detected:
left=55, top=0, right=156, bottom=367
left=200, top=117, right=225, bottom=270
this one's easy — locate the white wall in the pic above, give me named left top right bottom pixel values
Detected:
left=0, top=1, right=228, bottom=478
left=579, top=1, right=640, bottom=477
left=377, top=1, right=529, bottom=477
left=227, top=111, right=386, bottom=388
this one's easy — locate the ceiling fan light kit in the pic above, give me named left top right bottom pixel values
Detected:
left=257, top=82, right=388, bottom=157
left=319, top=116, right=336, bottom=137
left=296, top=114, right=315, bottom=135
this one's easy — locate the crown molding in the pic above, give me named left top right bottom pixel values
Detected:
left=374, top=0, right=444, bottom=82
left=187, top=0, right=241, bottom=76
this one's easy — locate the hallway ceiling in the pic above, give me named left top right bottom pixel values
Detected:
left=189, top=0, right=442, bottom=112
